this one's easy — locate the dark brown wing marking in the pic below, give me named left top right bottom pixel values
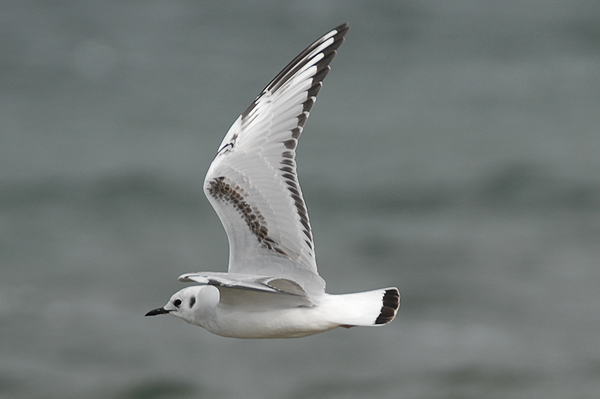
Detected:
left=207, top=176, right=287, bottom=255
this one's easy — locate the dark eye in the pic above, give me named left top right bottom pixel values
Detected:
left=173, top=299, right=182, bottom=307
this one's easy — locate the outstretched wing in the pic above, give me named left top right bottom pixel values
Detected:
left=203, top=23, right=349, bottom=301
left=179, top=272, right=314, bottom=308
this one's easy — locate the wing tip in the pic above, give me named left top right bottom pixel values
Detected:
left=263, top=22, right=350, bottom=95
left=178, top=273, right=196, bottom=282
left=331, top=22, right=350, bottom=38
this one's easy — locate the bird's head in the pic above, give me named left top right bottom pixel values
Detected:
left=145, top=285, right=218, bottom=324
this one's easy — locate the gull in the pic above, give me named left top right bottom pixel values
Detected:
left=145, top=23, right=399, bottom=338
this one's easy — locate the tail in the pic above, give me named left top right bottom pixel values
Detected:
left=329, top=287, right=400, bottom=327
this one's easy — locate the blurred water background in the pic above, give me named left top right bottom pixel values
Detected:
left=2, top=1, right=600, bottom=398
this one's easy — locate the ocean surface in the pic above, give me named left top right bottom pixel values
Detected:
left=2, top=1, right=600, bottom=398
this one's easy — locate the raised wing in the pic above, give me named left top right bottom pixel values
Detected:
left=203, top=23, right=349, bottom=301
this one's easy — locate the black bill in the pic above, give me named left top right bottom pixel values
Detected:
left=145, top=307, right=170, bottom=316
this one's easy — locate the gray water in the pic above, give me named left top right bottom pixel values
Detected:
left=2, top=1, right=600, bottom=398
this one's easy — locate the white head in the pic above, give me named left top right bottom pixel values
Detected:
left=145, top=285, right=219, bottom=325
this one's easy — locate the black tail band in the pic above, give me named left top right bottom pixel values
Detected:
left=375, top=288, right=400, bottom=325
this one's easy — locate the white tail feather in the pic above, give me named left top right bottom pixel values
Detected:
left=325, top=287, right=400, bottom=327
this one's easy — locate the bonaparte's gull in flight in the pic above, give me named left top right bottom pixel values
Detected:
left=146, top=23, right=399, bottom=338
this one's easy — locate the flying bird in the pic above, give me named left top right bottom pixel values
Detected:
left=146, top=23, right=399, bottom=338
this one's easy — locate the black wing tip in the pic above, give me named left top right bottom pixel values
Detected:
left=375, top=288, right=400, bottom=325
left=264, top=22, right=350, bottom=92
left=326, top=22, right=350, bottom=55
left=240, top=23, right=350, bottom=121
left=334, top=22, right=351, bottom=37
left=239, top=24, right=347, bottom=121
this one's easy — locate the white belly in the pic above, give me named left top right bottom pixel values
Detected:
left=201, top=306, right=339, bottom=339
